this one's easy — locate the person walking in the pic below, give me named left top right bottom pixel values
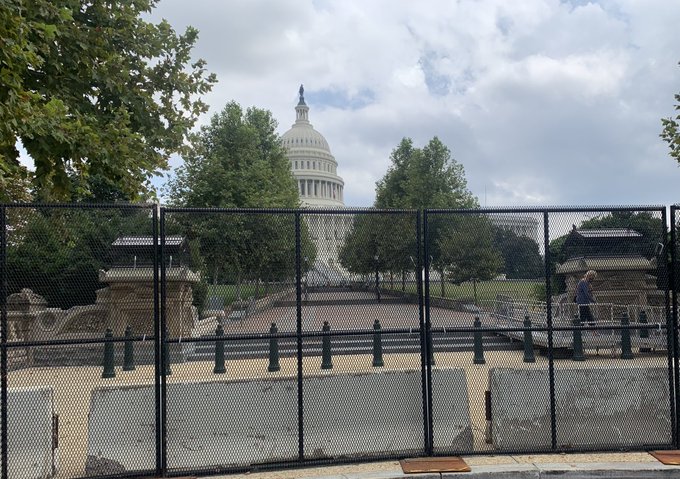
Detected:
left=575, top=270, right=597, bottom=325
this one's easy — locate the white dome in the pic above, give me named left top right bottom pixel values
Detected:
left=282, top=86, right=345, bottom=208
left=281, top=126, right=331, bottom=153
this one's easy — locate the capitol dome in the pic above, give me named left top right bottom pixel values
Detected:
left=282, top=85, right=345, bottom=207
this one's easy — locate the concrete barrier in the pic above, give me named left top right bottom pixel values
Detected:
left=86, top=369, right=472, bottom=473
left=489, top=367, right=672, bottom=450
left=431, top=369, right=474, bottom=453
left=2, top=387, right=57, bottom=479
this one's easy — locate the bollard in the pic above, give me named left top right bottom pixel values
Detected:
left=123, top=325, right=135, bottom=371
left=638, top=310, right=651, bottom=353
left=427, top=329, right=435, bottom=367
left=620, top=311, right=634, bottom=359
left=572, top=314, right=585, bottom=361
left=102, top=328, right=116, bottom=378
left=372, top=319, right=384, bottom=367
left=163, top=326, right=172, bottom=376
left=473, top=316, right=485, bottom=365
left=268, top=322, right=281, bottom=372
left=213, top=324, right=226, bottom=374
left=523, top=315, right=535, bottom=363
left=321, top=321, right=333, bottom=370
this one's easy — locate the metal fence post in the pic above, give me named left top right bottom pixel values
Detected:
left=158, top=206, right=167, bottom=476
left=669, top=205, right=679, bottom=447
left=422, top=210, right=433, bottom=455
left=295, top=212, right=304, bottom=461
left=544, top=211, right=557, bottom=450
left=1, top=206, right=7, bottom=479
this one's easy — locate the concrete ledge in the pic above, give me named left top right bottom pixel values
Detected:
left=3, top=387, right=57, bottom=479
left=489, top=367, right=672, bottom=450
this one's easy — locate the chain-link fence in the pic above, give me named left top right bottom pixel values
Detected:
left=1, top=204, right=678, bottom=479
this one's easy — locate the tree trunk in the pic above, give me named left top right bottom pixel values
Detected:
left=402, top=271, right=406, bottom=292
left=440, top=270, right=445, bottom=298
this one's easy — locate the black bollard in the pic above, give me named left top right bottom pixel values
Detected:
left=620, top=311, right=634, bottom=359
left=321, top=321, right=333, bottom=370
left=523, top=315, right=535, bottom=363
left=163, top=325, right=172, bottom=376
left=427, top=329, right=435, bottom=367
left=372, top=319, right=384, bottom=367
left=102, top=328, right=116, bottom=378
left=572, top=314, right=585, bottom=361
left=213, top=324, right=226, bottom=374
left=268, top=322, right=281, bottom=372
left=473, top=316, right=485, bottom=365
left=123, top=325, right=135, bottom=371
left=638, top=310, right=651, bottom=353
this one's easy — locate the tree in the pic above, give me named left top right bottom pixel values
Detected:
left=6, top=207, right=154, bottom=309
left=492, top=226, right=544, bottom=279
left=0, top=0, right=216, bottom=201
left=438, top=215, right=504, bottom=285
left=375, top=137, right=477, bottom=209
left=340, top=136, right=496, bottom=295
left=165, top=102, right=313, bottom=302
left=661, top=61, right=680, bottom=165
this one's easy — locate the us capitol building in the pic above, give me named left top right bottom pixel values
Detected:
left=281, top=85, right=352, bottom=283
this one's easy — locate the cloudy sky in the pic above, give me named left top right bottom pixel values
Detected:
left=148, top=0, right=680, bottom=208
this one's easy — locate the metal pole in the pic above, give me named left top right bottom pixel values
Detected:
left=422, top=210, right=433, bottom=455
left=159, top=206, right=167, bottom=475
left=667, top=206, right=678, bottom=447
left=152, top=205, right=162, bottom=477
left=1, top=206, right=7, bottom=479
left=544, top=211, right=557, bottom=450
left=295, top=212, right=304, bottom=460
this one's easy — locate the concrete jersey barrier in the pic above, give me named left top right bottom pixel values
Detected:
left=2, top=387, right=57, bottom=479
left=86, top=368, right=473, bottom=474
left=488, top=367, right=672, bottom=450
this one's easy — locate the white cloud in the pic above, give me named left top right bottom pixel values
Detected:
left=148, top=0, right=680, bottom=207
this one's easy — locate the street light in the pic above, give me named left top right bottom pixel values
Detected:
left=374, top=254, right=380, bottom=303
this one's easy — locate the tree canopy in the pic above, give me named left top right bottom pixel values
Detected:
left=165, top=102, right=313, bottom=300
left=339, top=136, right=500, bottom=294
left=0, top=0, right=216, bottom=201
left=661, top=61, right=680, bottom=165
left=375, top=137, right=477, bottom=209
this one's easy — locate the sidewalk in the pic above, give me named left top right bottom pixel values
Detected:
left=215, top=452, right=678, bottom=479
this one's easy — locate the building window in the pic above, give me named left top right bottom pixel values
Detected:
left=307, top=161, right=310, bottom=169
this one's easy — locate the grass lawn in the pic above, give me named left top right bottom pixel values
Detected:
left=382, top=278, right=543, bottom=303
left=206, top=282, right=293, bottom=307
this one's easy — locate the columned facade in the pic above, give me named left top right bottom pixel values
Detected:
left=281, top=86, right=350, bottom=284
left=282, top=86, right=345, bottom=208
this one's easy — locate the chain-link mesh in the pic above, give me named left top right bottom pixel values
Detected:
left=1, top=204, right=678, bottom=479
left=2, top=204, right=157, bottom=479
left=300, top=210, right=425, bottom=461
left=425, top=210, right=549, bottom=453
left=548, top=208, right=672, bottom=451
left=160, top=210, right=299, bottom=475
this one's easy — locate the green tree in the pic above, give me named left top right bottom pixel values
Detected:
left=0, top=0, right=216, bottom=201
left=6, top=207, right=154, bottom=309
left=340, top=136, right=494, bottom=295
left=435, top=215, right=503, bottom=298
left=165, top=102, right=312, bottom=301
left=492, top=226, right=544, bottom=279
left=375, top=137, right=477, bottom=209
left=661, top=61, right=680, bottom=165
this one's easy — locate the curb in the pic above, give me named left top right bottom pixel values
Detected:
left=299, top=462, right=679, bottom=479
